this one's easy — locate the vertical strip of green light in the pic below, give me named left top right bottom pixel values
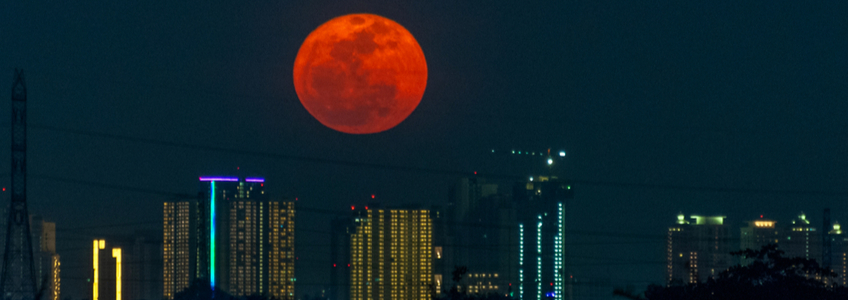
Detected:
left=210, top=181, right=216, bottom=288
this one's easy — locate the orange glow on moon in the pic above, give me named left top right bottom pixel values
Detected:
left=293, top=14, right=428, bottom=134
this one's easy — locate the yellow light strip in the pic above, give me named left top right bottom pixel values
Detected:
left=112, top=248, right=122, bottom=300
left=93, top=240, right=105, bottom=300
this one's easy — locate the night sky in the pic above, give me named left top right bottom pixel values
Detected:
left=2, top=1, right=847, bottom=298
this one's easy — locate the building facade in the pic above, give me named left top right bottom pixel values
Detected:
left=333, top=206, right=433, bottom=300
left=163, top=177, right=295, bottom=299
left=667, top=213, right=732, bottom=284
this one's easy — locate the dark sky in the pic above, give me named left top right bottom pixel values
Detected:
left=2, top=1, right=847, bottom=298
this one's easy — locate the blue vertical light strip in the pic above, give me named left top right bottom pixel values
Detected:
left=518, top=223, right=524, bottom=300
left=537, top=219, right=542, bottom=300
left=555, top=202, right=564, bottom=300
left=210, top=181, right=216, bottom=289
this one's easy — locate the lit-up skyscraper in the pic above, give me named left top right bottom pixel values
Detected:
left=667, top=213, right=732, bottom=284
left=163, top=177, right=295, bottom=299
left=513, top=176, right=572, bottom=300
left=335, top=205, right=433, bottom=300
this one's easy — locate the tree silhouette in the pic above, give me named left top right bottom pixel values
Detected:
left=615, top=244, right=848, bottom=300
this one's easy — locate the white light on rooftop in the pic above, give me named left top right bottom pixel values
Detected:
left=559, top=151, right=566, bottom=157
left=547, top=159, right=553, bottom=165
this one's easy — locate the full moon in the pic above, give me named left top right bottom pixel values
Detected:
left=293, top=14, right=428, bottom=134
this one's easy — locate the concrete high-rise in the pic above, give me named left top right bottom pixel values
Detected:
left=667, top=213, right=732, bottom=284
left=332, top=205, right=433, bottom=300
left=162, top=177, right=295, bottom=299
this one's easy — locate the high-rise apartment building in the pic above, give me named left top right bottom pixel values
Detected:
left=784, top=212, right=820, bottom=263
left=740, top=217, right=780, bottom=265
left=163, top=177, right=295, bottom=299
left=332, top=205, right=433, bottom=300
left=513, top=176, right=572, bottom=300
left=667, top=213, right=732, bottom=284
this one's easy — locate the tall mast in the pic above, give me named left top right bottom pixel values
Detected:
left=0, top=69, right=37, bottom=300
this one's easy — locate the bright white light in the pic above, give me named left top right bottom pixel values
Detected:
left=547, top=158, right=553, bottom=165
left=529, top=176, right=533, bottom=181
left=559, top=151, right=566, bottom=157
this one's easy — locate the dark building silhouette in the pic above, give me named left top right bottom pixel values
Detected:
left=445, top=177, right=516, bottom=296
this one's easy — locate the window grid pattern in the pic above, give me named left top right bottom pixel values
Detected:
left=351, top=209, right=431, bottom=300
left=163, top=201, right=191, bottom=300
left=268, top=201, right=296, bottom=298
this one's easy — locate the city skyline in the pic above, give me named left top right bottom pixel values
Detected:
left=2, top=0, right=847, bottom=299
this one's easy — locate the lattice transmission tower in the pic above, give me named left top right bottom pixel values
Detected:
left=0, top=69, right=37, bottom=300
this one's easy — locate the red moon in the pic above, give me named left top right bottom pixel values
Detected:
left=293, top=14, right=428, bottom=134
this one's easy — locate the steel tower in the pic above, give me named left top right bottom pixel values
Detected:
left=0, top=69, right=37, bottom=300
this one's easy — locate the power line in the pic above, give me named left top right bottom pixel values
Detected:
left=21, top=123, right=848, bottom=197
